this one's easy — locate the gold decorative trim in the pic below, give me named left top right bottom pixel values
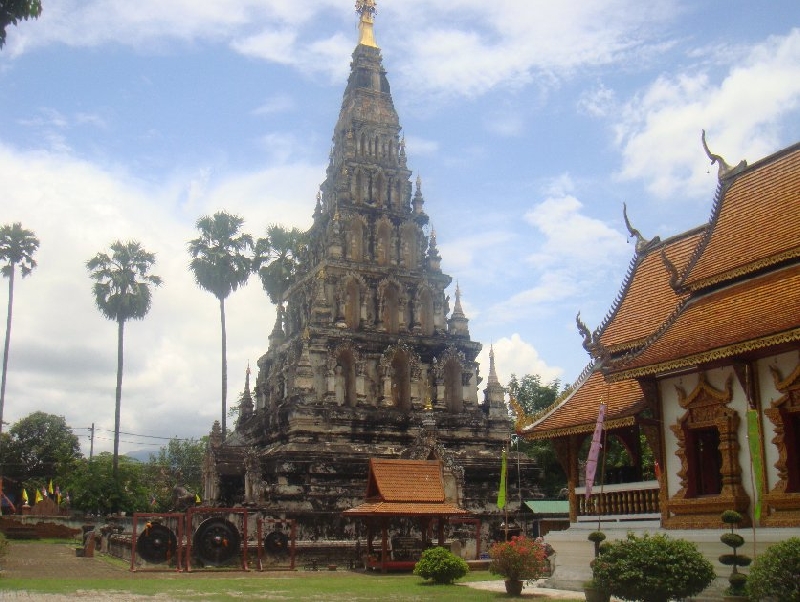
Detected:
left=608, top=328, right=800, bottom=381
left=685, top=247, right=800, bottom=292
left=521, top=416, right=636, bottom=441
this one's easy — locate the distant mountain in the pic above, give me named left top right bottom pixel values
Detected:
left=125, top=450, right=153, bottom=462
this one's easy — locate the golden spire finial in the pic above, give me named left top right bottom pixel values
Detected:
left=355, top=0, right=378, bottom=47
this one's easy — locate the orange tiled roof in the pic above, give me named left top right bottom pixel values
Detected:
left=343, top=458, right=469, bottom=517
left=366, top=458, right=446, bottom=503
left=681, top=143, right=800, bottom=290
left=343, top=501, right=469, bottom=516
left=522, top=368, right=645, bottom=440
left=598, top=228, right=704, bottom=352
left=609, top=264, right=800, bottom=379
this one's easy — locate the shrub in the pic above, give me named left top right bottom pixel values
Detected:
left=413, top=546, right=469, bottom=585
left=0, top=533, right=7, bottom=560
left=719, top=510, right=751, bottom=596
left=746, top=537, right=800, bottom=602
left=591, top=532, right=715, bottom=602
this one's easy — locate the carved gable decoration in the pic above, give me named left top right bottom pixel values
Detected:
left=764, top=360, right=800, bottom=497
left=666, top=372, right=749, bottom=528
left=674, top=372, right=734, bottom=426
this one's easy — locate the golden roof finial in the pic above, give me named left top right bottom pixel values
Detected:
left=355, top=0, right=378, bottom=48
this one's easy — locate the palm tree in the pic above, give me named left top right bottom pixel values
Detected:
left=0, top=223, right=39, bottom=440
left=87, top=241, right=162, bottom=479
left=188, top=211, right=253, bottom=439
left=254, top=224, right=307, bottom=306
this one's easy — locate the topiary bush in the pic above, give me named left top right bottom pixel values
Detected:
left=746, top=537, right=800, bottom=602
left=719, top=510, right=751, bottom=596
left=591, top=532, right=715, bottom=602
left=588, top=530, right=606, bottom=559
left=413, top=545, right=469, bottom=585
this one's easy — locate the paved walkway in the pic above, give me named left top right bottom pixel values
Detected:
left=0, top=541, right=586, bottom=600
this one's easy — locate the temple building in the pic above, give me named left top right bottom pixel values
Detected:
left=521, top=135, right=800, bottom=533
left=202, top=1, right=536, bottom=540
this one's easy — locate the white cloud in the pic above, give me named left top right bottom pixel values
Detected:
left=388, top=0, right=678, bottom=99
left=614, top=29, right=800, bottom=198
left=578, top=83, right=617, bottom=118
left=523, top=189, right=628, bottom=270
left=0, top=141, right=319, bottom=455
left=3, top=0, right=679, bottom=101
left=404, top=135, right=439, bottom=156
left=476, top=334, right=563, bottom=390
left=252, top=94, right=295, bottom=116
left=480, top=175, right=630, bottom=322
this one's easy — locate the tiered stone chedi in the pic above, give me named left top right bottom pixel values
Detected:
left=203, top=1, right=537, bottom=539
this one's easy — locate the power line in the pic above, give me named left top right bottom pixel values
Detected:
left=92, top=436, right=164, bottom=447
left=80, top=426, right=194, bottom=442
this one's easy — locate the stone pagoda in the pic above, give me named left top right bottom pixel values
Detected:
left=203, top=1, right=537, bottom=539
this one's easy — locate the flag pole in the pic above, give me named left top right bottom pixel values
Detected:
left=597, top=424, right=608, bottom=532
left=504, top=443, right=509, bottom=541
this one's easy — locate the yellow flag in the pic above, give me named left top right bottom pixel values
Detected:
left=21, top=489, right=28, bottom=503
left=497, top=449, right=507, bottom=509
left=35, top=490, right=43, bottom=503
left=48, top=479, right=54, bottom=495
left=195, top=493, right=201, bottom=504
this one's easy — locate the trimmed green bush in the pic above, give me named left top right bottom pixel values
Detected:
left=413, top=546, right=469, bottom=585
left=588, top=530, right=606, bottom=559
left=719, top=510, right=751, bottom=596
left=746, top=537, right=800, bottom=602
left=591, top=532, right=715, bottom=602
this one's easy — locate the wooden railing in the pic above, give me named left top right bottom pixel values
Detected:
left=574, top=480, right=660, bottom=522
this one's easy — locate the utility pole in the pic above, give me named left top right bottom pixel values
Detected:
left=89, top=423, right=95, bottom=461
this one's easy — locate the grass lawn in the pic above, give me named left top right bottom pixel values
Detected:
left=1, top=573, right=503, bottom=601
left=0, top=540, right=585, bottom=601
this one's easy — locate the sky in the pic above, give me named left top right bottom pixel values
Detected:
left=1, top=0, right=799, bottom=458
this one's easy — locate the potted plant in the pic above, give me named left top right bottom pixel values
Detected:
left=584, top=531, right=610, bottom=602
left=488, top=535, right=548, bottom=596
left=718, top=510, right=751, bottom=601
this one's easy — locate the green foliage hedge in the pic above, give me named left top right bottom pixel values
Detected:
left=591, top=533, right=715, bottom=602
left=746, top=537, right=800, bottom=602
left=413, top=546, right=469, bottom=585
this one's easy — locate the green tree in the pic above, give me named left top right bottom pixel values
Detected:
left=254, top=224, right=307, bottom=305
left=0, top=411, right=81, bottom=487
left=87, top=241, right=162, bottom=481
left=0, top=222, right=39, bottom=441
left=507, top=374, right=560, bottom=415
left=188, top=211, right=253, bottom=439
left=508, top=374, right=565, bottom=497
left=145, top=437, right=205, bottom=509
left=0, top=0, right=42, bottom=48
left=66, top=452, right=149, bottom=515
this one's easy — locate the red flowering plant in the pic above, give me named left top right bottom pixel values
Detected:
left=488, top=535, right=549, bottom=582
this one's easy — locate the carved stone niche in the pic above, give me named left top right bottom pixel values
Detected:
left=665, top=373, right=750, bottom=529
left=762, top=360, right=800, bottom=526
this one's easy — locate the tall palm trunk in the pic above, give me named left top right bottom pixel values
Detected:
left=220, top=298, right=227, bottom=439
left=113, top=318, right=125, bottom=480
left=0, top=265, right=15, bottom=438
